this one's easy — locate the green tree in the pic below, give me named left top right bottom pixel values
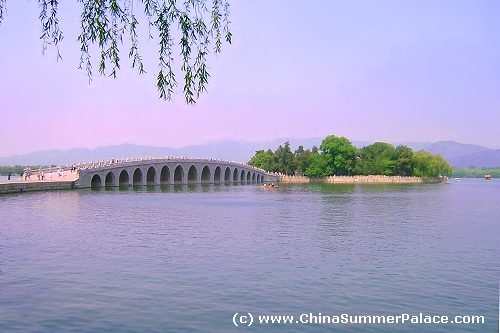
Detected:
left=248, top=150, right=269, bottom=170
left=294, top=145, right=311, bottom=175
left=0, top=165, right=48, bottom=176
left=274, top=142, right=295, bottom=175
left=248, top=149, right=275, bottom=172
left=356, top=142, right=397, bottom=175
left=435, top=154, right=453, bottom=177
left=412, top=151, right=452, bottom=178
left=303, top=152, right=332, bottom=178
left=320, top=135, right=357, bottom=175
left=0, top=0, right=232, bottom=104
left=395, top=145, right=414, bottom=176
left=452, top=167, right=500, bottom=178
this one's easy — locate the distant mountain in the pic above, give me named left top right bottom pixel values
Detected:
left=420, top=141, right=491, bottom=161
left=447, top=149, right=500, bottom=168
left=0, top=139, right=327, bottom=166
left=1, top=139, right=498, bottom=168
left=0, top=138, right=365, bottom=166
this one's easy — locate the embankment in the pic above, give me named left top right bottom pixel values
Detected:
left=0, top=181, right=76, bottom=195
left=278, top=175, right=439, bottom=183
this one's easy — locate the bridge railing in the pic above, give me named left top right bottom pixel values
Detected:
left=74, top=156, right=269, bottom=174
left=20, top=165, right=74, bottom=176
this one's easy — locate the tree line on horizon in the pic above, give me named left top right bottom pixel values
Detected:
left=248, top=135, right=452, bottom=179
left=452, top=167, right=500, bottom=178
left=0, top=165, right=48, bottom=176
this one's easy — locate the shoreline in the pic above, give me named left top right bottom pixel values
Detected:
left=278, top=175, right=439, bottom=184
left=0, top=180, right=77, bottom=194
left=0, top=174, right=440, bottom=195
left=0, top=172, right=79, bottom=194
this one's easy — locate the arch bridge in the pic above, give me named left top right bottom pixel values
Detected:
left=75, top=157, right=277, bottom=189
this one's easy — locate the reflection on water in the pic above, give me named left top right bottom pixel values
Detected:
left=100, top=183, right=243, bottom=194
left=0, top=180, right=498, bottom=332
left=0, top=244, right=3, bottom=278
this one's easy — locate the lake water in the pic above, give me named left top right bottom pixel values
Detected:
left=0, top=180, right=498, bottom=332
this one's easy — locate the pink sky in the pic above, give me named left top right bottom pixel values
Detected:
left=1, top=0, right=499, bottom=157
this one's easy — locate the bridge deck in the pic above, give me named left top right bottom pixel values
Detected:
left=0, top=172, right=78, bottom=185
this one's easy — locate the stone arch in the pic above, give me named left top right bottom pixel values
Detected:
left=188, top=165, right=198, bottom=183
left=201, top=165, right=211, bottom=183
left=214, top=166, right=222, bottom=183
left=90, top=174, right=102, bottom=188
left=105, top=171, right=116, bottom=187
left=257, top=174, right=261, bottom=183
left=252, top=172, right=256, bottom=183
left=133, top=168, right=143, bottom=185
left=119, top=170, right=130, bottom=186
left=160, top=165, right=170, bottom=184
left=246, top=171, right=251, bottom=183
left=174, top=165, right=184, bottom=183
left=147, top=166, right=156, bottom=185
left=224, top=167, right=231, bottom=183
left=233, top=168, right=239, bottom=183
left=240, top=170, right=245, bottom=183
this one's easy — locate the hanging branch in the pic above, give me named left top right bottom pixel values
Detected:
left=0, top=0, right=232, bottom=104
left=0, top=0, right=6, bottom=25
left=39, top=0, right=64, bottom=60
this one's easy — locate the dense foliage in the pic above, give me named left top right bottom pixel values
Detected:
left=452, top=167, right=500, bottom=178
left=248, top=135, right=453, bottom=179
left=0, top=0, right=232, bottom=104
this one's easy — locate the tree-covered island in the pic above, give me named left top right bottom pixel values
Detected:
left=248, top=135, right=452, bottom=179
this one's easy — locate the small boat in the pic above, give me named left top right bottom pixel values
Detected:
left=260, top=184, right=279, bottom=189
left=484, top=174, right=491, bottom=180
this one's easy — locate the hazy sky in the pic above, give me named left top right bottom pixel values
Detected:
left=0, top=0, right=499, bottom=157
